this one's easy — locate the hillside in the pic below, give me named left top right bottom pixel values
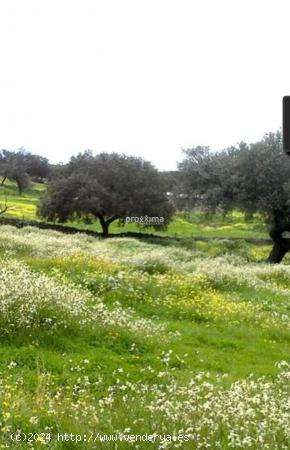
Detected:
left=0, top=225, right=290, bottom=448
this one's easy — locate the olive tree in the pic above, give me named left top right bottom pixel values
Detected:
left=178, top=132, right=290, bottom=263
left=0, top=148, right=50, bottom=193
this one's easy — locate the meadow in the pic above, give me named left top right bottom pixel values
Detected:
left=0, top=182, right=289, bottom=448
left=0, top=224, right=289, bottom=449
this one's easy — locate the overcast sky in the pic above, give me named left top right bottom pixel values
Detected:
left=0, top=0, right=288, bottom=169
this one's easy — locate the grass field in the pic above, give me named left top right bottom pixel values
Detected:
left=0, top=227, right=289, bottom=448
left=0, top=181, right=289, bottom=449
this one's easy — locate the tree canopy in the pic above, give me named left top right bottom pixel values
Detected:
left=0, top=148, right=50, bottom=193
left=178, top=132, right=290, bottom=262
left=38, top=151, right=174, bottom=236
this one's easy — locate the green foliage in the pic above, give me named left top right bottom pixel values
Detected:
left=0, top=149, right=50, bottom=194
left=38, top=151, right=174, bottom=236
left=178, top=132, right=290, bottom=227
left=178, top=132, right=290, bottom=262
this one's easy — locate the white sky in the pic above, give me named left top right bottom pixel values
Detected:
left=0, top=0, right=288, bottom=170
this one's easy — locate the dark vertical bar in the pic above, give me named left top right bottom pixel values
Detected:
left=283, top=96, right=290, bottom=154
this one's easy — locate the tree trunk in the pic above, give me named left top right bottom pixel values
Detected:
left=97, top=215, right=118, bottom=237
left=98, top=216, right=109, bottom=237
left=16, top=180, right=22, bottom=195
left=268, top=223, right=290, bottom=263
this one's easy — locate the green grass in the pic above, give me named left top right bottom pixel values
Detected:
left=0, top=226, right=288, bottom=448
left=0, top=179, right=46, bottom=220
